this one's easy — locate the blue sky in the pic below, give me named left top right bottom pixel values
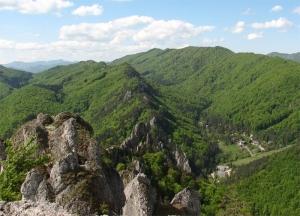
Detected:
left=0, top=0, right=299, bottom=63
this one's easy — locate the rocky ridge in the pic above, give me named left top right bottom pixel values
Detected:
left=0, top=112, right=201, bottom=215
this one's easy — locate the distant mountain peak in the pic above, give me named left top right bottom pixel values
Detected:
left=267, top=52, right=300, bottom=63
left=3, top=59, right=78, bottom=73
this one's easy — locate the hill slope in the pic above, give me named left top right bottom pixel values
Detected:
left=113, top=46, right=300, bottom=147
left=267, top=52, right=300, bottom=63
left=0, top=65, right=32, bottom=99
left=3, top=59, right=77, bottom=73
left=110, top=46, right=234, bottom=85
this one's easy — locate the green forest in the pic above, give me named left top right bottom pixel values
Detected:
left=0, top=46, right=300, bottom=215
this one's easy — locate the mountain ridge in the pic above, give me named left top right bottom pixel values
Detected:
left=267, top=51, right=300, bottom=63
left=3, top=59, right=78, bottom=73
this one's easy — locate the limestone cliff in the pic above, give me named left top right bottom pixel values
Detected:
left=123, top=173, right=156, bottom=216
left=0, top=112, right=200, bottom=216
left=8, top=112, right=125, bottom=215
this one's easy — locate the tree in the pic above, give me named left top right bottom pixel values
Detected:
left=0, top=136, right=50, bottom=201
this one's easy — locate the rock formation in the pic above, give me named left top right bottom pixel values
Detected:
left=118, top=117, right=192, bottom=173
left=0, top=138, right=5, bottom=173
left=170, top=187, right=201, bottom=216
left=0, top=200, right=72, bottom=216
left=0, top=112, right=200, bottom=216
left=123, top=173, right=156, bottom=216
left=9, top=112, right=125, bottom=215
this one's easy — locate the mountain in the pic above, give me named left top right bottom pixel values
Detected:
left=267, top=52, right=300, bottom=63
left=0, top=65, right=32, bottom=99
left=1, top=46, right=300, bottom=214
left=112, top=46, right=300, bottom=147
left=2, top=59, right=77, bottom=73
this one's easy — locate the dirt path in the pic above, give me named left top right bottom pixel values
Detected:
left=244, top=146, right=254, bottom=156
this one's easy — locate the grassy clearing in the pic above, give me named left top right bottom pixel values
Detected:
left=232, top=144, right=295, bottom=166
left=218, top=141, right=241, bottom=154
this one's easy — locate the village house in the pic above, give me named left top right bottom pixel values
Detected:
left=252, top=140, right=260, bottom=145
left=216, top=165, right=231, bottom=178
left=237, top=140, right=246, bottom=147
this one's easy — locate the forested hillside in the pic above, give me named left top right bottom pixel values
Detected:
left=0, top=59, right=218, bottom=177
left=112, top=46, right=300, bottom=148
left=221, top=144, right=300, bottom=216
left=268, top=52, right=300, bottom=63
left=0, top=65, right=32, bottom=99
left=1, top=46, right=300, bottom=215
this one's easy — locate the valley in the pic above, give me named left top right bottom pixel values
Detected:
left=0, top=46, right=300, bottom=215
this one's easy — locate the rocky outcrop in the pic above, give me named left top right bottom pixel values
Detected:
left=0, top=138, right=5, bottom=173
left=0, top=200, right=72, bottom=216
left=172, top=143, right=192, bottom=173
left=121, top=117, right=156, bottom=151
left=119, top=160, right=146, bottom=186
left=0, top=138, right=5, bottom=161
left=170, top=187, right=201, bottom=216
left=123, top=173, right=156, bottom=216
left=118, top=118, right=191, bottom=173
left=2, top=111, right=199, bottom=216
left=9, top=112, right=125, bottom=215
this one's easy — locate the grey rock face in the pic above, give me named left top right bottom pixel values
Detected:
left=49, top=118, right=78, bottom=160
left=0, top=138, right=5, bottom=173
left=170, top=187, right=201, bottom=216
left=0, top=138, right=5, bottom=161
left=103, top=168, right=126, bottom=211
left=9, top=112, right=125, bottom=215
left=119, top=118, right=191, bottom=174
left=121, top=117, right=156, bottom=151
left=37, top=113, right=54, bottom=126
left=132, top=160, right=145, bottom=174
left=173, top=145, right=192, bottom=173
left=50, top=153, right=78, bottom=194
left=21, top=169, right=43, bottom=202
left=123, top=173, right=156, bottom=216
left=0, top=200, right=72, bottom=216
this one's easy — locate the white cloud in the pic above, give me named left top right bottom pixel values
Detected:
left=60, top=15, right=215, bottom=48
left=72, top=4, right=103, bottom=16
left=293, top=7, right=300, bottom=15
left=270, top=5, right=283, bottom=12
left=251, top=17, right=292, bottom=29
left=0, top=0, right=73, bottom=14
left=202, top=37, right=224, bottom=44
left=247, top=32, right=263, bottom=40
left=0, top=16, right=217, bottom=63
left=60, top=15, right=154, bottom=41
left=133, top=20, right=215, bottom=43
left=202, top=38, right=217, bottom=44
left=232, top=21, right=245, bottom=34
left=0, top=39, right=15, bottom=49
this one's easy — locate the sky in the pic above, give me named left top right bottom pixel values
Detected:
left=0, top=0, right=299, bottom=64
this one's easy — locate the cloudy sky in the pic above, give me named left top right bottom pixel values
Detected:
left=0, top=0, right=299, bottom=63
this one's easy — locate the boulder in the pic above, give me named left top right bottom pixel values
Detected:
left=170, top=187, right=201, bottom=216
left=123, top=173, right=156, bottom=216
